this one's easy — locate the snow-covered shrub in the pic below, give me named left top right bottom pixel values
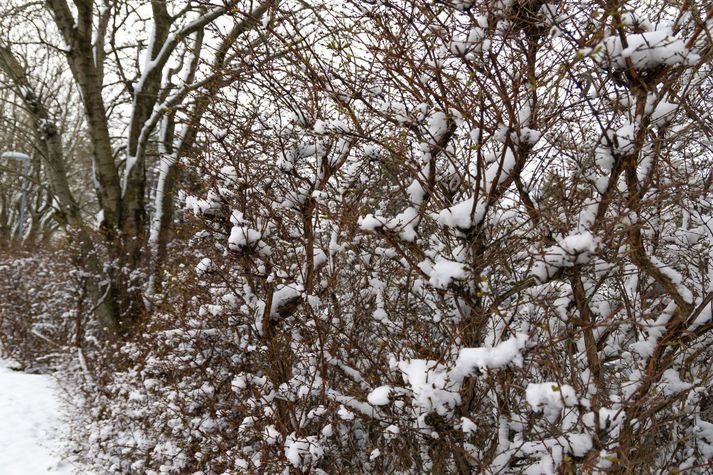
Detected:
left=0, top=245, right=83, bottom=371
left=64, top=0, right=713, bottom=473
left=74, top=312, right=245, bottom=473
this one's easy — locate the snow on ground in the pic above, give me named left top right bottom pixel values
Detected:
left=0, top=360, right=81, bottom=474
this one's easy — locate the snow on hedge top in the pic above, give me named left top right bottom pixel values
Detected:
left=195, top=257, right=213, bottom=276
left=601, top=27, right=698, bottom=71
left=426, top=111, right=450, bottom=145
left=449, top=21, right=487, bottom=56
left=450, top=333, right=529, bottom=383
left=429, top=259, right=467, bottom=289
left=229, top=226, right=261, bottom=250
left=437, top=196, right=486, bottom=231
left=284, top=433, right=323, bottom=469
left=367, top=385, right=392, bottom=406
left=270, top=283, right=303, bottom=317
left=359, top=214, right=386, bottom=231
left=398, top=333, right=529, bottom=415
left=526, top=382, right=578, bottom=413
left=398, top=359, right=459, bottom=415
left=358, top=208, right=419, bottom=242
left=532, top=231, right=597, bottom=283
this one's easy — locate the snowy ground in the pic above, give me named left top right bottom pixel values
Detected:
left=0, top=360, right=83, bottom=474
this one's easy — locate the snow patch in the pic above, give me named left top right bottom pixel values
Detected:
left=367, top=386, right=392, bottom=406
left=601, top=28, right=698, bottom=71
left=429, top=259, right=467, bottom=289
left=0, top=361, right=81, bottom=474
left=437, top=196, right=486, bottom=231
left=532, top=231, right=597, bottom=282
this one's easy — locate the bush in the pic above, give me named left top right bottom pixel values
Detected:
left=0, top=245, right=83, bottom=371
left=3, top=0, right=713, bottom=473
left=71, top=272, right=247, bottom=474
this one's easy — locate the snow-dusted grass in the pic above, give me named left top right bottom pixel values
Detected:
left=0, top=361, right=82, bottom=474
